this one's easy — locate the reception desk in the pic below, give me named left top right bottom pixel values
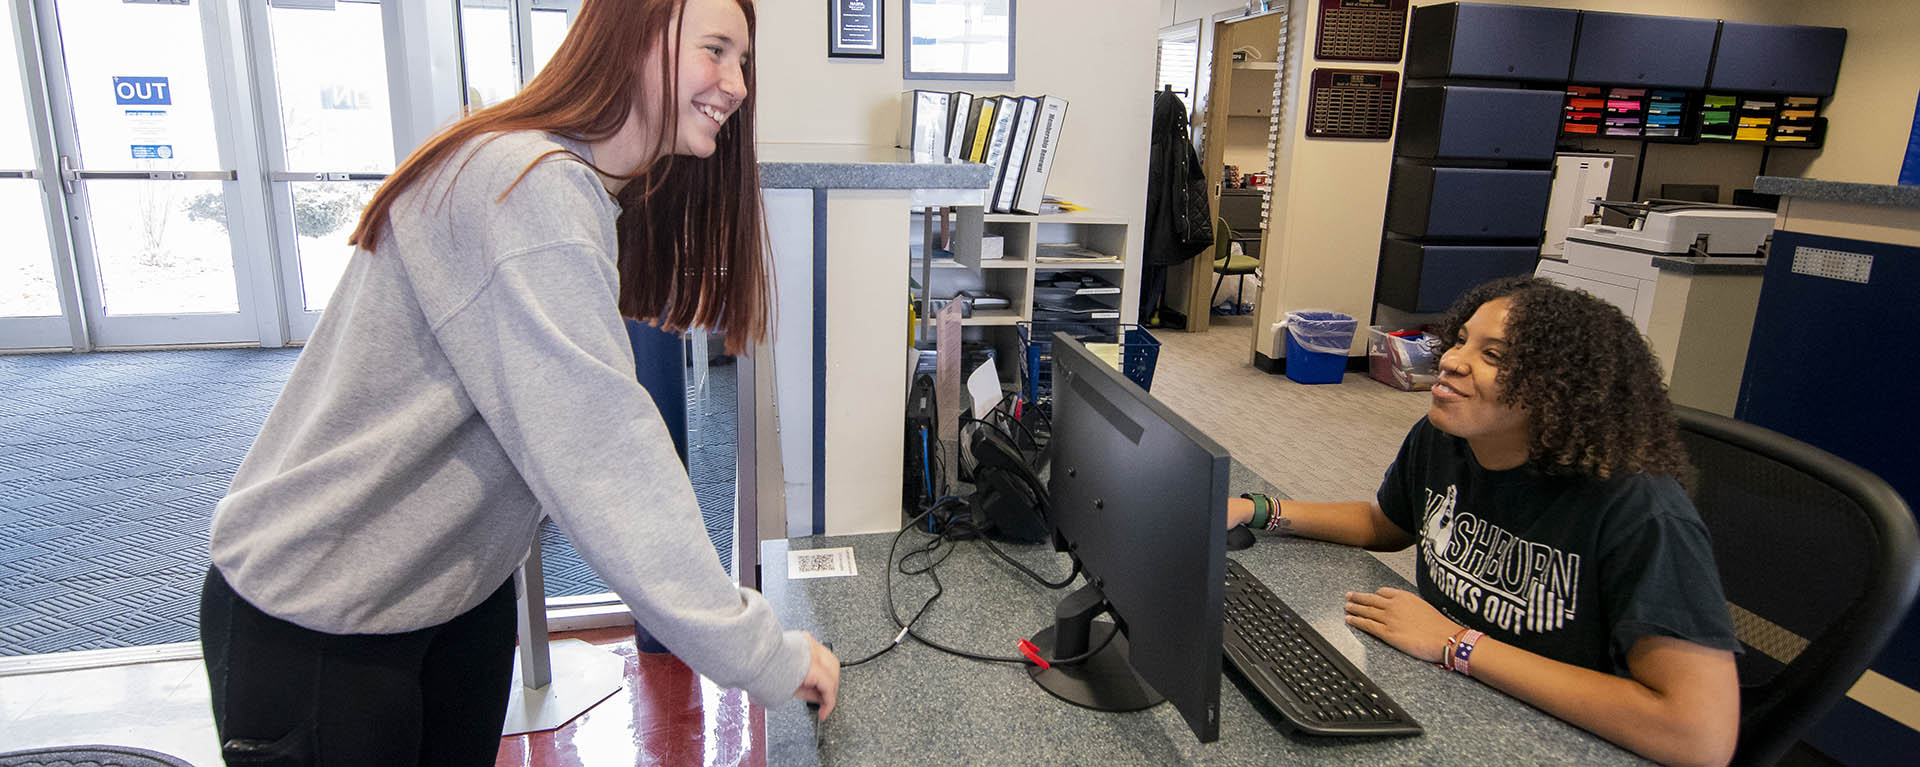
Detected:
left=736, top=146, right=993, bottom=584
left=759, top=530, right=1647, bottom=765
left=1736, top=176, right=1920, bottom=766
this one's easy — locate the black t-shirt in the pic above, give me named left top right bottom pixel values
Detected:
left=1376, top=418, right=1739, bottom=675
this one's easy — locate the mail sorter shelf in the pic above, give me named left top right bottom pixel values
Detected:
left=1395, top=85, right=1562, bottom=161
left=1569, top=11, right=1716, bottom=90
left=1697, top=93, right=1826, bottom=148
left=924, top=262, right=1031, bottom=327
left=1377, top=238, right=1540, bottom=314
left=917, top=213, right=1133, bottom=339
left=1404, top=3, right=1576, bottom=82
left=1384, top=162, right=1553, bottom=240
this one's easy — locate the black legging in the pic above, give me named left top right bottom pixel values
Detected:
left=199, top=567, right=518, bottom=766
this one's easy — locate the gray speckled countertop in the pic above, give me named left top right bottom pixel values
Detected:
left=760, top=467, right=1647, bottom=765
left=1651, top=255, right=1768, bottom=275
left=1754, top=176, right=1920, bottom=209
left=759, top=143, right=995, bottom=190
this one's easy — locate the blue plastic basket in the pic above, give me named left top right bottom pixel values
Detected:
left=1018, top=322, right=1160, bottom=414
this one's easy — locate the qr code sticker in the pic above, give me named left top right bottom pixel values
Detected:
left=788, top=547, right=857, bottom=579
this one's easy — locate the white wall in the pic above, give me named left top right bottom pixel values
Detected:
left=755, top=0, right=1158, bottom=311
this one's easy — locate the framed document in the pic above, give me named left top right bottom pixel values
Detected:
left=829, top=0, right=884, bottom=59
left=905, top=0, right=1014, bottom=80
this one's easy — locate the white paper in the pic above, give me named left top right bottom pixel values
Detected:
left=967, top=355, right=1002, bottom=420
left=788, top=547, right=858, bottom=579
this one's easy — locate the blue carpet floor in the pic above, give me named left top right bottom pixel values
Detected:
left=0, top=348, right=737, bottom=656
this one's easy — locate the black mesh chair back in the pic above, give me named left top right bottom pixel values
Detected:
left=1674, top=406, right=1920, bottom=767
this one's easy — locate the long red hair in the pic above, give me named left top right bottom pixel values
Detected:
left=346, top=0, right=770, bottom=355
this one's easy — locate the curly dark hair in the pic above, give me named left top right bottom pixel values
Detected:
left=1435, top=276, right=1691, bottom=482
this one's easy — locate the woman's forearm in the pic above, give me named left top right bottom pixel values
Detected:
left=1281, top=500, right=1416, bottom=551
left=1229, top=497, right=1414, bottom=551
left=1466, top=637, right=1738, bottom=767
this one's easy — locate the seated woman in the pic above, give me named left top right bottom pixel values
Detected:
left=1232, top=276, right=1739, bottom=767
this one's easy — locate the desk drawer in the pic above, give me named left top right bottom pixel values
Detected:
left=1405, top=3, right=1576, bottom=82
left=1378, top=239, right=1539, bottom=313
left=1397, top=86, right=1563, bottom=161
left=1385, top=163, right=1553, bottom=240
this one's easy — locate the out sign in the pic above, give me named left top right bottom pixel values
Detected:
left=113, top=76, right=171, bottom=106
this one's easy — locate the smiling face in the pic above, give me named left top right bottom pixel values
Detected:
left=658, top=0, right=750, bottom=159
left=1429, top=297, right=1532, bottom=469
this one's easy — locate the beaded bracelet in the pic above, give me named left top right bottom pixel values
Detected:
left=1436, top=628, right=1468, bottom=671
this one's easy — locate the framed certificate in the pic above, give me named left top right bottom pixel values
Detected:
left=829, top=0, right=884, bottom=59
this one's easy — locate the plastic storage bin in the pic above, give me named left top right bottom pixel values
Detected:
left=1283, top=311, right=1357, bottom=385
left=1018, top=322, right=1159, bottom=414
left=1368, top=327, right=1440, bottom=391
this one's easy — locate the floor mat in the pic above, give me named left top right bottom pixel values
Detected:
left=0, top=348, right=738, bottom=656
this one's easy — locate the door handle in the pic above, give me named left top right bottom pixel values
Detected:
left=59, top=154, right=74, bottom=194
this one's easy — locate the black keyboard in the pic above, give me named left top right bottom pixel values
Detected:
left=1222, top=558, right=1423, bottom=737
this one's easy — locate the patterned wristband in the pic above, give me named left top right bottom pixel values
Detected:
left=1265, top=500, right=1287, bottom=532
left=1450, top=630, right=1485, bottom=676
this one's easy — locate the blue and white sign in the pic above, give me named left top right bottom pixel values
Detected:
left=131, top=145, right=174, bottom=160
left=112, top=76, right=171, bottom=106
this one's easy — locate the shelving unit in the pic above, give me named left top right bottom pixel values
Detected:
left=912, top=209, right=1132, bottom=386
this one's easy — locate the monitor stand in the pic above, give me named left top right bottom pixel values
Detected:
left=1025, top=583, right=1164, bottom=712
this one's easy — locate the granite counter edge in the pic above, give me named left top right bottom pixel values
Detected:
left=1753, top=176, right=1920, bottom=209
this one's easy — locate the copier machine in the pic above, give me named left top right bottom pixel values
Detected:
left=1535, top=200, right=1776, bottom=331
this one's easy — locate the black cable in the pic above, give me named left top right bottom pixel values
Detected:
left=843, top=498, right=1086, bottom=669
left=972, top=529, right=1078, bottom=589
left=1042, top=620, right=1121, bottom=667
left=986, top=407, right=1043, bottom=452
left=838, top=507, right=942, bottom=668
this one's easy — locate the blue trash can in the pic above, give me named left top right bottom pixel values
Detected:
left=1283, top=311, right=1357, bottom=385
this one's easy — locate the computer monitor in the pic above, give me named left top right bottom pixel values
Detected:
left=1028, top=334, right=1230, bottom=742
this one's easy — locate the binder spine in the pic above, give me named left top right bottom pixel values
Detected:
left=996, top=97, right=1040, bottom=213
left=1013, top=97, right=1068, bottom=215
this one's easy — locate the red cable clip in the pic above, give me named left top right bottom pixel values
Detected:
left=1017, top=638, right=1050, bottom=670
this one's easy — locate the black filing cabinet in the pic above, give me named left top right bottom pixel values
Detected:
left=1710, top=22, right=1847, bottom=95
left=1404, top=3, right=1577, bottom=81
left=1571, top=11, right=1717, bottom=88
left=1378, top=238, right=1541, bottom=314
left=1384, top=162, right=1553, bottom=240
left=1396, top=86, right=1563, bottom=161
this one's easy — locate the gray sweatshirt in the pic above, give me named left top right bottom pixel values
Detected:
left=209, top=131, right=808, bottom=707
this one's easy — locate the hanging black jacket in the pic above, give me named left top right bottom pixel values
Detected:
left=1143, top=90, right=1213, bottom=267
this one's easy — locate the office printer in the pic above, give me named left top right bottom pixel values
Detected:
left=1564, top=200, right=1777, bottom=258
left=1537, top=200, right=1776, bottom=331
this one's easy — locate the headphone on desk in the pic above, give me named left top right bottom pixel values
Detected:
left=966, top=419, right=1051, bottom=544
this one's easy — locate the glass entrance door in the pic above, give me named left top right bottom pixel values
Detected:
left=251, top=0, right=394, bottom=341
left=38, top=0, right=259, bottom=347
left=0, top=3, right=72, bottom=350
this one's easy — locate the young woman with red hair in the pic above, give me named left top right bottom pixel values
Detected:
left=199, top=1, right=836, bottom=762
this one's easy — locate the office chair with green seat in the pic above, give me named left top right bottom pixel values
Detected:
left=1673, top=406, right=1920, bottom=767
left=1211, top=216, right=1259, bottom=314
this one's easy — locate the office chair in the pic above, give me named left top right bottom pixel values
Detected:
left=1210, top=216, right=1259, bottom=314
left=1673, top=406, right=1920, bottom=767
